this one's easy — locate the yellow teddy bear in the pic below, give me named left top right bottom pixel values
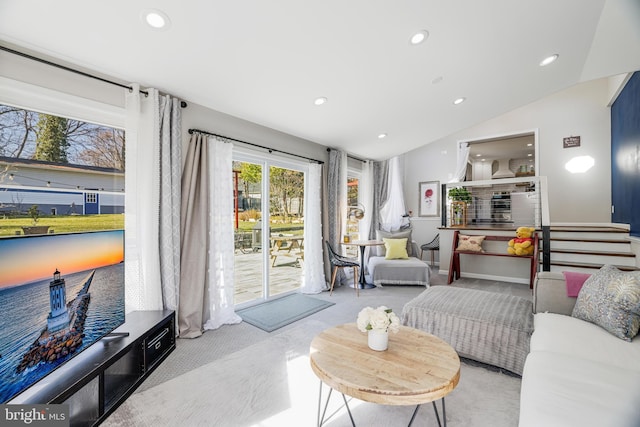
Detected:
left=507, top=226, right=536, bottom=256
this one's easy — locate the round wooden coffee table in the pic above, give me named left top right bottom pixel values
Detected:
left=310, top=323, right=460, bottom=426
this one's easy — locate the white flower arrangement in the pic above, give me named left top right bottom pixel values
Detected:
left=356, top=306, right=400, bottom=334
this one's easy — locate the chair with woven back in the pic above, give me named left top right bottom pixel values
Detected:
left=325, top=240, right=360, bottom=297
left=420, top=234, right=440, bottom=266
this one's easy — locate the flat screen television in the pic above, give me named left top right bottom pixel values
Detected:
left=0, top=230, right=125, bottom=403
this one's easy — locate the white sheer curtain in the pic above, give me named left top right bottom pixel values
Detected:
left=124, top=84, right=163, bottom=312
left=203, top=138, right=242, bottom=330
left=450, top=142, right=470, bottom=182
left=379, top=156, right=406, bottom=231
left=301, top=163, right=327, bottom=294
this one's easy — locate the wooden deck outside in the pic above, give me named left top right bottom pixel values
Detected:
left=234, top=249, right=303, bottom=305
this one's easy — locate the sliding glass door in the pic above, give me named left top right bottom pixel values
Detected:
left=233, top=152, right=306, bottom=307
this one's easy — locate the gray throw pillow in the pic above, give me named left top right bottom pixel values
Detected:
left=571, top=264, right=640, bottom=341
left=375, top=229, right=413, bottom=257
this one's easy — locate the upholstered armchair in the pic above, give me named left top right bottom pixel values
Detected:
left=367, top=228, right=430, bottom=287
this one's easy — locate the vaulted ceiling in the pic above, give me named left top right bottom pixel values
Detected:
left=1, top=0, right=639, bottom=160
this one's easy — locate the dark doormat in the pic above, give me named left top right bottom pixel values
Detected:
left=236, top=293, right=334, bottom=332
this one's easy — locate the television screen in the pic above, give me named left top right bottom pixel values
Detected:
left=0, top=230, right=125, bottom=403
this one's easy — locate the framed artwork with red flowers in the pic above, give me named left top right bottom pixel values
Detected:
left=418, top=181, right=440, bottom=217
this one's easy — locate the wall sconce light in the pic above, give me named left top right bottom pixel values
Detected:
left=565, top=156, right=595, bottom=173
left=348, top=204, right=365, bottom=221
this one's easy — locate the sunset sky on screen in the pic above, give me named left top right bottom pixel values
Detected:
left=0, top=231, right=123, bottom=288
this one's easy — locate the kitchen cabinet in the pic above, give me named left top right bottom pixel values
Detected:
left=472, top=162, right=492, bottom=181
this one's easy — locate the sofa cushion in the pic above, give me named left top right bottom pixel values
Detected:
left=531, top=313, right=640, bottom=372
left=572, top=265, right=640, bottom=341
left=519, top=351, right=640, bottom=427
left=375, top=229, right=413, bottom=257
left=368, top=256, right=429, bottom=286
left=383, top=238, right=409, bottom=259
left=533, top=271, right=576, bottom=315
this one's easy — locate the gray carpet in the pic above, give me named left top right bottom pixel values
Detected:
left=236, top=293, right=335, bottom=332
left=103, top=272, right=531, bottom=426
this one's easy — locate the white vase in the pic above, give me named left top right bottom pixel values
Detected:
left=368, top=329, right=389, bottom=351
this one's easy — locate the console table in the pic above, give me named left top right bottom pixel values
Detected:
left=9, top=310, right=175, bottom=426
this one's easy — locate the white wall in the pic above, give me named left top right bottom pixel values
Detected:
left=404, top=77, right=615, bottom=253
left=0, top=49, right=124, bottom=109
left=181, top=102, right=328, bottom=167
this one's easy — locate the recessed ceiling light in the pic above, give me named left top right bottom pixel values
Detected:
left=409, top=30, right=429, bottom=45
left=539, top=54, right=559, bottom=67
left=527, top=153, right=533, bottom=157
left=142, top=9, right=171, bottom=30
left=314, top=97, right=327, bottom=106
left=475, top=154, right=481, bottom=157
left=453, top=97, right=466, bottom=105
left=378, top=133, right=388, bottom=139
left=527, top=143, right=533, bottom=147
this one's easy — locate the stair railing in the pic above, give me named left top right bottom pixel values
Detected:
left=538, top=176, right=551, bottom=271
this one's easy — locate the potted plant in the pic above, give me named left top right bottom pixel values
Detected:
left=447, top=187, right=472, bottom=203
left=448, top=187, right=471, bottom=226
left=21, top=205, right=50, bottom=235
left=356, top=306, right=400, bottom=351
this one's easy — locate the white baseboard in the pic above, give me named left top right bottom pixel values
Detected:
left=438, top=269, right=530, bottom=285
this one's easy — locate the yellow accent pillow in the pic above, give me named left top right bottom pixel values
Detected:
left=383, top=238, right=409, bottom=259
left=456, top=235, right=485, bottom=252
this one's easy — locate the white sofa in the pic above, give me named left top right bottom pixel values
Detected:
left=519, top=271, right=640, bottom=426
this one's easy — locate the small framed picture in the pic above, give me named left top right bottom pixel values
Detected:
left=418, top=181, right=440, bottom=217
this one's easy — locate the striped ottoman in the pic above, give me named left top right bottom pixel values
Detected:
left=401, top=286, right=533, bottom=375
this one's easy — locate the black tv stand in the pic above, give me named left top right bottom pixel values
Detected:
left=9, top=310, right=175, bottom=426
left=104, top=332, right=130, bottom=339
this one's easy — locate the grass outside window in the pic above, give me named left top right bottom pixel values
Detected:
left=0, top=214, right=124, bottom=236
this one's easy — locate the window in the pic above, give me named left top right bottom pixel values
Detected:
left=0, top=102, right=125, bottom=232
left=345, top=173, right=361, bottom=256
left=346, top=176, right=360, bottom=239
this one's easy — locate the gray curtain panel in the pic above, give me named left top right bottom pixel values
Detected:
left=327, top=149, right=344, bottom=248
left=370, top=160, right=389, bottom=239
left=179, top=133, right=209, bottom=338
left=158, top=95, right=182, bottom=319
left=321, top=162, right=331, bottom=288
left=327, top=149, right=347, bottom=284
